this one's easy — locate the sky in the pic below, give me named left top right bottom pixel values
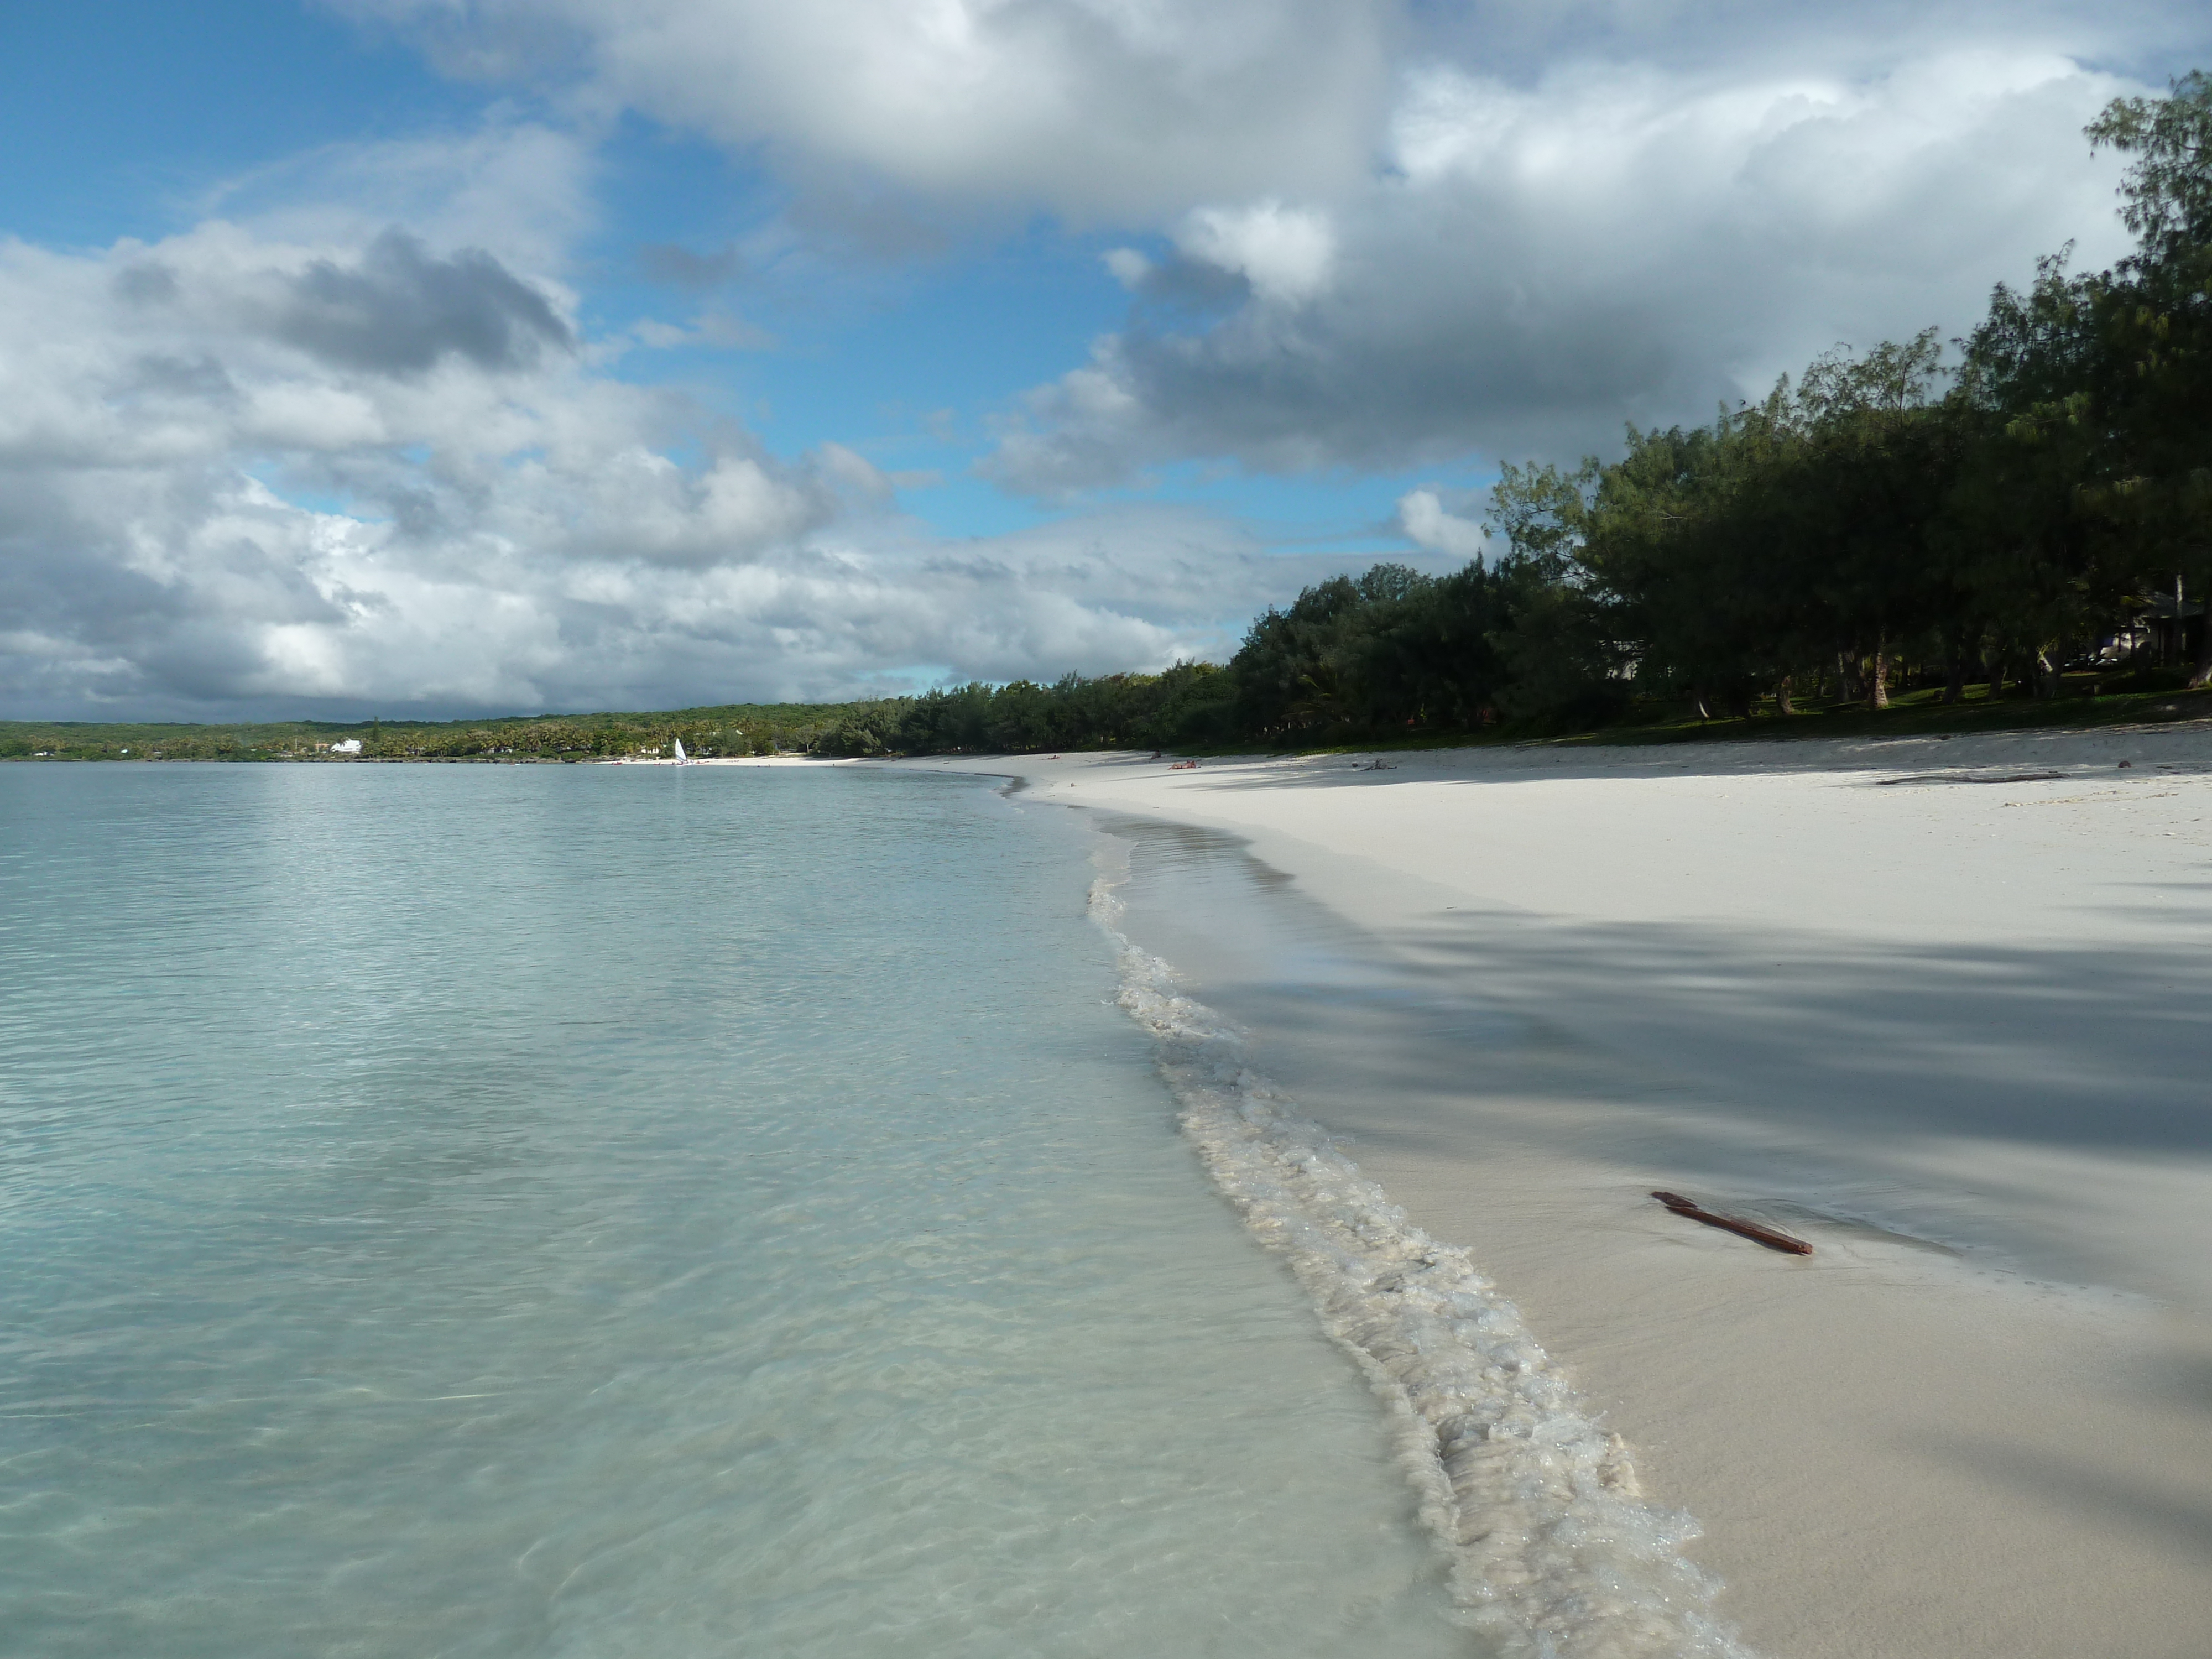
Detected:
left=2, top=1, right=2206, bottom=719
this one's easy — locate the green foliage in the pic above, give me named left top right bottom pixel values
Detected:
left=0, top=702, right=893, bottom=764
left=1228, top=562, right=1518, bottom=739
left=879, top=664, right=1239, bottom=753
left=2089, top=71, right=2212, bottom=264
left=1536, top=70, right=2212, bottom=709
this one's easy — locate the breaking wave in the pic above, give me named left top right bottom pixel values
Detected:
left=1092, top=870, right=1754, bottom=1659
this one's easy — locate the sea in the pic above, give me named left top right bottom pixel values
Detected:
left=0, top=763, right=1741, bottom=1659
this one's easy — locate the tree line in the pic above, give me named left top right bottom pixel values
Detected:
left=1501, top=61, right=2210, bottom=723
left=0, top=703, right=883, bottom=763
left=817, top=74, right=2211, bottom=753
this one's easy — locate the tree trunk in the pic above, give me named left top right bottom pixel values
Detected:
left=1692, top=690, right=1713, bottom=722
left=1836, top=651, right=1861, bottom=703
left=2034, top=649, right=2059, bottom=697
left=1942, top=641, right=1966, bottom=705
left=1869, top=635, right=1890, bottom=711
left=1776, top=675, right=1796, bottom=717
left=2190, top=572, right=2212, bottom=689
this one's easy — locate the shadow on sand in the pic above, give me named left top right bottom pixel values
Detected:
left=1091, top=810, right=2212, bottom=1307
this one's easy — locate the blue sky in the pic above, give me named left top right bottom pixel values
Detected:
left=1, top=0, right=2204, bottom=717
left=2, top=2, right=469, bottom=243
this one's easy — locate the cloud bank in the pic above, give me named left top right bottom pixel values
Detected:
left=8, top=2, right=2209, bottom=716
left=0, top=166, right=1282, bottom=718
left=336, top=1, right=2203, bottom=485
left=989, top=51, right=2147, bottom=491
left=342, top=0, right=1400, bottom=222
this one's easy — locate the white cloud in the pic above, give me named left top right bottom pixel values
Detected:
left=340, top=0, right=1399, bottom=222
left=0, top=212, right=1328, bottom=717
left=1103, top=247, right=1153, bottom=288
left=17, top=2, right=2212, bottom=715
left=1397, top=489, right=1489, bottom=561
left=327, top=2, right=2207, bottom=492
left=815, top=441, right=894, bottom=502
left=1173, top=201, right=1336, bottom=305
left=984, top=49, right=2151, bottom=491
left=203, top=117, right=597, bottom=275
left=625, top=310, right=775, bottom=352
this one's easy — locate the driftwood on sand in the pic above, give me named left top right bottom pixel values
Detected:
left=1651, top=1191, right=1813, bottom=1255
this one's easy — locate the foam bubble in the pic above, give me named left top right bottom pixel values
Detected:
left=1092, top=872, right=1755, bottom=1659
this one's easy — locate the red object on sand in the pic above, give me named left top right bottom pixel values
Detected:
left=1651, top=1191, right=1813, bottom=1255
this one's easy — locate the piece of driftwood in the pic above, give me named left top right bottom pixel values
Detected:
left=1651, top=1191, right=1813, bottom=1255
left=1874, top=770, right=2062, bottom=787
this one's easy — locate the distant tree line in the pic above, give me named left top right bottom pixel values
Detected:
left=0, top=703, right=883, bottom=763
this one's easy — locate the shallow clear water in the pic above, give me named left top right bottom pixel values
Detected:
left=0, top=764, right=1460, bottom=1659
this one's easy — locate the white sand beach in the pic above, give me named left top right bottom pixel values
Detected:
left=886, top=725, right=2212, bottom=1659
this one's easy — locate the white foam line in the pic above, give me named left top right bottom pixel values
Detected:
left=1092, top=873, right=1754, bottom=1659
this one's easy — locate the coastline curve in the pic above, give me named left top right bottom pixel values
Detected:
left=1088, top=863, right=1753, bottom=1659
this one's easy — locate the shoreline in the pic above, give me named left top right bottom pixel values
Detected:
left=0, top=754, right=846, bottom=765
left=886, top=729, right=2212, bottom=1658
left=1088, top=852, right=1752, bottom=1657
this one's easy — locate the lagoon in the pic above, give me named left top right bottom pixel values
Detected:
left=0, top=764, right=1459, bottom=1659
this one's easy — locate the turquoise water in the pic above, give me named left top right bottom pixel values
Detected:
left=0, top=765, right=1459, bottom=1659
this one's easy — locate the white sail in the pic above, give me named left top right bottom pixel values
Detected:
left=672, top=738, right=687, bottom=762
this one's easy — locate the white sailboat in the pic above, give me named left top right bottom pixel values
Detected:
left=672, top=738, right=689, bottom=764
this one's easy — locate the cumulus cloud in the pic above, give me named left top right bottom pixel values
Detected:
left=1, top=211, right=1314, bottom=717
left=340, top=0, right=1398, bottom=222
left=1397, top=488, right=1489, bottom=560
left=1102, top=247, right=1154, bottom=289
left=17, top=2, right=2212, bottom=715
left=985, top=50, right=2154, bottom=489
left=1172, top=202, right=1338, bottom=307
left=272, top=228, right=574, bottom=374
left=327, top=2, right=2208, bottom=492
